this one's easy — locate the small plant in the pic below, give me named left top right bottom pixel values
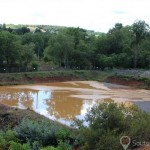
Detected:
left=14, top=118, right=59, bottom=146
left=57, top=141, right=72, bottom=150
left=0, top=136, right=7, bottom=149
left=0, top=129, right=17, bottom=149
left=9, top=141, right=30, bottom=150
left=31, top=141, right=41, bottom=150
left=40, top=141, right=71, bottom=150
left=55, top=128, right=70, bottom=141
left=41, top=146, right=58, bottom=150
left=5, top=129, right=17, bottom=142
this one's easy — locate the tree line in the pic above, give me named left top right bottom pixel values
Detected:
left=0, top=20, right=150, bottom=72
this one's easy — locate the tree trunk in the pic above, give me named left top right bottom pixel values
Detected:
left=133, top=44, right=139, bottom=68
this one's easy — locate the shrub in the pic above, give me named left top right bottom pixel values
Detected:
left=0, top=131, right=7, bottom=149
left=14, top=118, right=58, bottom=146
left=0, top=136, right=7, bottom=149
left=41, top=146, right=58, bottom=150
left=31, top=141, right=41, bottom=150
left=75, top=102, right=150, bottom=150
left=14, top=118, right=76, bottom=148
left=55, top=128, right=71, bottom=142
left=0, top=129, right=17, bottom=149
left=57, top=141, right=72, bottom=150
left=5, top=129, right=17, bottom=142
left=9, top=141, right=30, bottom=150
left=40, top=141, right=71, bottom=150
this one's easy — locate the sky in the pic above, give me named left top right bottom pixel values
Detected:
left=0, top=0, right=150, bottom=33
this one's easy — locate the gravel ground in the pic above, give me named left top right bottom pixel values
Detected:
left=113, top=69, right=150, bottom=78
left=134, top=101, right=150, bottom=113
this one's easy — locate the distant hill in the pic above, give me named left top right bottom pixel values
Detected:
left=5, top=24, right=103, bottom=35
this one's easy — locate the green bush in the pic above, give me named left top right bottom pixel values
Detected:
left=41, top=146, right=58, bottom=150
left=31, top=141, right=41, bottom=150
left=55, top=128, right=71, bottom=142
left=14, top=118, right=58, bottom=146
left=0, top=137, right=7, bottom=149
left=41, top=141, right=71, bottom=150
left=9, top=141, right=30, bottom=150
left=0, top=129, right=17, bottom=149
left=5, top=129, right=17, bottom=142
left=14, top=118, right=76, bottom=148
left=57, top=141, right=71, bottom=150
left=0, top=131, right=5, bottom=146
left=31, top=61, right=39, bottom=71
left=75, top=102, right=150, bottom=150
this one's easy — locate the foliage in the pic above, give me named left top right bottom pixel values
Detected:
left=9, top=141, right=30, bottom=150
left=44, top=32, right=74, bottom=68
left=14, top=118, right=75, bottom=148
left=41, top=141, right=72, bottom=150
left=1, top=20, right=150, bottom=73
left=0, top=120, right=74, bottom=150
left=0, top=131, right=7, bottom=149
left=14, top=118, right=58, bottom=146
left=74, top=102, right=150, bottom=150
left=0, top=31, right=21, bottom=67
left=132, top=20, right=150, bottom=68
left=0, top=129, right=17, bottom=149
left=41, top=146, right=58, bottom=150
left=56, top=141, right=72, bottom=150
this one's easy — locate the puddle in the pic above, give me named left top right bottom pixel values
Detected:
left=0, top=81, right=150, bottom=125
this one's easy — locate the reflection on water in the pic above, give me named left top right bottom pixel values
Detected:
left=46, top=91, right=82, bottom=120
left=0, top=83, right=98, bottom=125
left=0, top=81, right=150, bottom=125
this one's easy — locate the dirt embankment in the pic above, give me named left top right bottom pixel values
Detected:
left=107, top=77, right=145, bottom=87
left=0, top=104, right=54, bottom=130
left=0, top=103, right=71, bottom=132
left=30, top=76, right=79, bottom=83
left=0, top=75, right=79, bottom=86
left=110, top=69, right=150, bottom=88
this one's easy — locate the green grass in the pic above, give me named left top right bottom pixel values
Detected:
left=0, top=70, right=113, bottom=86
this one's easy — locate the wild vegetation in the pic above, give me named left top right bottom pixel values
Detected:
left=0, top=70, right=112, bottom=86
left=73, top=102, right=150, bottom=150
left=1, top=103, right=150, bottom=150
left=0, top=20, right=150, bottom=73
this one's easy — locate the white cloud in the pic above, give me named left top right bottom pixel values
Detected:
left=0, top=0, right=150, bottom=32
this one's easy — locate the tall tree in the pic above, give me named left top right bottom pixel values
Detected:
left=22, top=32, right=45, bottom=59
left=20, top=43, right=36, bottom=71
left=0, top=31, right=21, bottom=70
left=132, top=20, right=150, bottom=68
left=65, top=27, right=87, bottom=49
left=2, top=23, right=6, bottom=31
left=44, top=33, right=74, bottom=68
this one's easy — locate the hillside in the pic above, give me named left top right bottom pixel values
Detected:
left=5, top=23, right=103, bottom=35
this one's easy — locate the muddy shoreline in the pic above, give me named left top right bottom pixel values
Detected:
left=0, top=80, right=150, bottom=127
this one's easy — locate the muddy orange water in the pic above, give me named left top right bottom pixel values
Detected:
left=0, top=81, right=150, bottom=125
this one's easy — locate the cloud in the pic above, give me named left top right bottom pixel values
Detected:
left=0, top=0, right=150, bottom=32
left=113, top=10, right=127, bottom=14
